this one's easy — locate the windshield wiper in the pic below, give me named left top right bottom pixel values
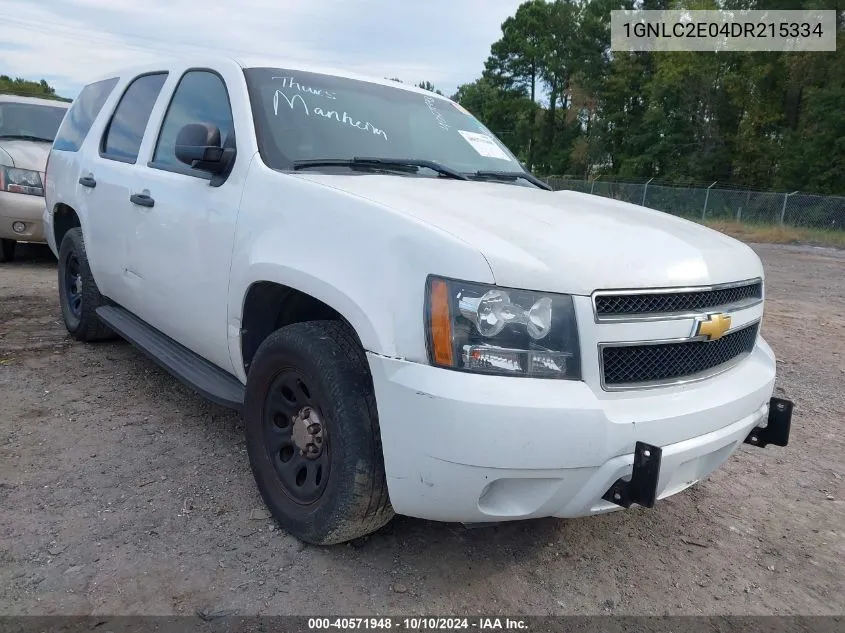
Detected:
left=471, top=170, right=552, bottom=191
left=0, top=134, right=54, bottom=143
left=292, top=157, right=468, bottom=181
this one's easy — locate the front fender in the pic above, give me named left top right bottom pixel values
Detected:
left=233, top=256, right=386, bottom=357
left=226, top=164, right=494, bottom=384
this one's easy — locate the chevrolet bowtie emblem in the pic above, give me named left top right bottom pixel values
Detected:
left=694, top=313, right=732, bottom=341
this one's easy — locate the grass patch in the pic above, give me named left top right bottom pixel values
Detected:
left=701, top=220, right=845, bottom=249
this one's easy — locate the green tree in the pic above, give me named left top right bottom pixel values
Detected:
left=483, top=0, right=555, bottom=169
left=777, top=31, right=845, bottom=194
left=416, top=81, right=443, bottom=95
left=0, top=75, right=69, bottom=101
left=449, top=0, right=845, bottom=193
left=452, top=77, right=536, bottom=162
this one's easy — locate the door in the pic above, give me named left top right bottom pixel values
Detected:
left=125, top=69, right=242, bottom=372
left=83, top=72, right=169, bottom=307
left=48, top=76, right=118, bottom=279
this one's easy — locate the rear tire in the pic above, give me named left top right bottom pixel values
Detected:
left=244, top=320, right=393, bottom=545
left=0, top=239, right=15, bottom=263
left=57, top=228, right=115, bottom=341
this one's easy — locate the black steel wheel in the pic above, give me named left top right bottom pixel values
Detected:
left=264, top=369, right=330, bottom=505
left=57, top=228, right=115, bottom=342
left=64, top=251, right=83, bottom=320
left=244, top=320, right=393, bottom=545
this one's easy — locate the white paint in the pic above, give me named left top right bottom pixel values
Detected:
left=272, top=76, right=337, bottom=100
left=43, top=55, right=778, bottom=525
left=273, top=90, right=309, bottom=116
left=370, top=345, right=775, bottom=521
left=424, top=96, right=450, bottom=131
left=311, top=106, right=388, bottom=140
left=458, top=130, right=512, bottom=161
left=291, top=172, right=765, bottom=294
left=273, top=90, right=388, bottom=140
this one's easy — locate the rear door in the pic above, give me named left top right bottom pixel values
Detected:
left=125, top=68, right=245, bottom=372
left=83, top=72, right=168, bottom=308
left=47, top=77, right=118, bottom=258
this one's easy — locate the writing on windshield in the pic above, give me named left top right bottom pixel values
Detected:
left=245, top=67, right=521, bottom=173
left=272, top=77, right=389, bottom=141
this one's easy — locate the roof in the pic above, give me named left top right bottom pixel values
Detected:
left=81, top=54, right=454, bottom=102
left=0, top=94, right=71, bottom=108
left=233, top=55, right=453, bottom=100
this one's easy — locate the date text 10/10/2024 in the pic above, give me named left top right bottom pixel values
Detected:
left=308, top=617, right=529, bottom=630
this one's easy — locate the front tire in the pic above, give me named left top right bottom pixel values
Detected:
left=244, top=320, right=393, bottom=545
left=57, top=228, right=114, bottom=341
left=0, top=239, right=15, bottom=263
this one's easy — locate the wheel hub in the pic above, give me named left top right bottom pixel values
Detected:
left=65, top=254, right=83, bottom=318
left=291, top=406, right=324, bottom=458
left=263, top=371, right=330, bottom=505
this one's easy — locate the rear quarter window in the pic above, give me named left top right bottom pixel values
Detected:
left=100, top=73, right=168, bottom=163
left=53, top=77, right=119, bottom=152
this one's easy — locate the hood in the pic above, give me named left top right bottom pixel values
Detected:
left=293, top=173, right=764, bottom=295
left=0, top=139, right=51, bottom=173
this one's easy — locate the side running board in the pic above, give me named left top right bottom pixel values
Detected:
left=96, top=305, right=245, bottom=411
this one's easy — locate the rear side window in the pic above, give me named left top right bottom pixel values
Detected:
left=151, top=70, right=235, bottom=177
left=53, top=77, right=118, bottom=152
left=101, top=72, right=168, bottom=163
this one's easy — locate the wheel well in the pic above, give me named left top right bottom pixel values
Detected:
left=53, top=204, right=81, bottom=249
left=241, top=282, right=359, bottom=373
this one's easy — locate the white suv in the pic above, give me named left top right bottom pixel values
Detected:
left=44, top=57, right=792, bottom=545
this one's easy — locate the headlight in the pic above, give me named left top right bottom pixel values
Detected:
left=0, top=167, right=44, bottom=196
left=425, top=276, right=581, bottom=379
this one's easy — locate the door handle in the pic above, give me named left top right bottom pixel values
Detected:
left=129, top=193, right=155, bottom=208
left=78, top=176, right=96, bottom=188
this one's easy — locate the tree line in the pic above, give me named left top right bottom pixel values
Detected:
left=0, top=76, right=70, bottom=102
left=442, top=0, right=845, bottom=195
left=6, top=2, right=845, bottom=197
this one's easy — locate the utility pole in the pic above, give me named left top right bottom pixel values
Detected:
left=780, top=191, right=798, bottom=225
left=642, top=177, right=654, bottom=206
left=702, top=182, right=717, bottom=220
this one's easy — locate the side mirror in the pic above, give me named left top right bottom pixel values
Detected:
left=175, top=123, right=233, bottom=175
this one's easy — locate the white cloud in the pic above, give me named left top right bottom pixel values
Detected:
left=0, top=0, right=522, bottom=98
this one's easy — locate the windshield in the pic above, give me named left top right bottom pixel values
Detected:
left=0, top=101, right=68, bottom=142
left=244, top=67, right=527, bottom=179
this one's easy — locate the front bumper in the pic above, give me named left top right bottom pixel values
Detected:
left=604, top=397, right=791, bottom=510
left=367, top=338, right=781, bottom=523
left=0, top=190, right=46, bottom=242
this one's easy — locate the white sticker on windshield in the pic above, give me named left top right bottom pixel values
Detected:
left=458, top=130, right=512, bottom=161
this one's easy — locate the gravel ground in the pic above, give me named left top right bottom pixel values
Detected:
left=1, top=242, right=842, bottom=616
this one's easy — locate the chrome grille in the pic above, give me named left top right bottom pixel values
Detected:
left=601, top=322, right=759, bottom=388
left=595, top=280, right=762, bottom=318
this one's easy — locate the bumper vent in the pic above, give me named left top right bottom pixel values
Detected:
left=601, top=322, right=759, bottom=388
left=595, top=280, right=762, bottom=318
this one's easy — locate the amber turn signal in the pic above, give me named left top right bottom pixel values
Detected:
left=429, top=278, right=454, bottom=366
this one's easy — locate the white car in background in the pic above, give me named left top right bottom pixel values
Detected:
left=43, top=57, right=792, bottom=545
left=0, top=94, right=70, bottom=262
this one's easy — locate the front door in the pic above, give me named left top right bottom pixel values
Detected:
left=125, top=70, right=243, bottom=373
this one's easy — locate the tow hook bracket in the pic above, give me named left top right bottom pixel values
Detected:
left=603, top=441, right=663, bottom=509
left=745, top=397, right=793, bottom=448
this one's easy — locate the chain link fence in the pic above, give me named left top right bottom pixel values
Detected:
left=544, top=177, right=845, bottom=231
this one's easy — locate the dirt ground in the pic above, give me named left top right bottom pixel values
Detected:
left=1, top=242, right=843, bottom=616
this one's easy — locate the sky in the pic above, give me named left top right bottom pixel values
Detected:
left=0, top=0, right=524, bottom=100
